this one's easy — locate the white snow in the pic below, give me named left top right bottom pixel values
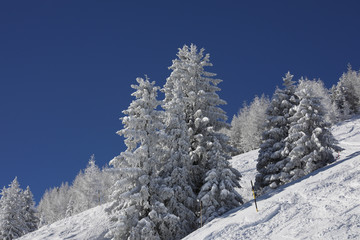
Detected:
left=184, top=116, right=360, bottom=240
left=19, top=116, right=360, bottom=240
left=18, top=203, right=112, bottom=240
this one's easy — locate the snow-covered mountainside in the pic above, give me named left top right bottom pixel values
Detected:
left=20, top=116, right=360, bottom=240
left=185, top=116, right=360, bottom=240
left=18, top=204, right=112, bottom=240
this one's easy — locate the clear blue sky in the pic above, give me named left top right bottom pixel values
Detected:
left=1, top=1, right=359, bottom=203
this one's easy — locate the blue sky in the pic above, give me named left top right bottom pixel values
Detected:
left=1, top=1, right=360, bottom=203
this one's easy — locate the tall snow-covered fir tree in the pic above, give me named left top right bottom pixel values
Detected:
left=163, top=44, right=242, bottom=226
left=0, top=177, right=25, bottom=240
left=281, top=78, right=343, bottom=182
left=197, top=131, right=242, bottom=224
left=255, top=72, right=298, bottom=193
left=161, top=72, right=197, bottom=237
left=23, top=186, right=39, bottom=234
left=0, top=177, right=37, bottom=240
left=107, top=77, right=179, bottom=240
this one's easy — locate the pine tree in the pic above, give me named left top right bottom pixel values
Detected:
left=107, top=77, right=171, bottom=240
left=281, top=78, right=343, bottom=182
left=163, top=44, right=241, bottom=226
left=23, top=186, right=39, bottom=233
left=0, top=177, right=27, bottom=240
left=161, top=72, right=197, bottom=237
left=255, top=72, right=298, bottom=193
left=197, top=132, right=242, bottom=224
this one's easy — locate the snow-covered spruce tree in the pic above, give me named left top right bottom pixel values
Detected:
left=255, top=72, right=298, bottom=193
left=107, top=77, right=176, bottom=240
left=0, top=177, right=27, bottom=240
left=197, top=131, right=243, bottom=224
left=161, top=75, right=197, bottom=237
left=163, top=44, right=241, bottom=226
left=23, top=186, right=39, bottom=234
left=281, top=78, right=343, bottom=182
left=230, top=95, right=270, bottom=153
left=331, top=65, right=360, bottom=119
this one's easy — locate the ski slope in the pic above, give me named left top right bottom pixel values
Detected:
left=18, top=203, right=112, bottom=240
left=19, top=116, right=360, bottom=240
left=185, top=116, right=360, bottom=240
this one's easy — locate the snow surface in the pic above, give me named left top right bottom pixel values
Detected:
left=18, top=204, right=112, bottom=240
left=19, top=116, right=360, bottom=240
left=185, top=116, right=360, bottom=240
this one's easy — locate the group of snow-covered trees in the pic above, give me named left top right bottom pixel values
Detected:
left=0, top=177, right=38, bottom=240
left=331, top=65, right=360, bottom=119
left=226, top=65, right=359, bottom=195
left=106, top=44, right=242, bottom=240
left=254, top=71, right=352, bottom=194
left=105, top=48, right=360, bottom=239
left=0, top=156, right=115, bottom=239
left=228, top=65, right=360, bottom=155
left=1, top=44, right=359, bottom=240
left=37, top=155, right=115, bottom=226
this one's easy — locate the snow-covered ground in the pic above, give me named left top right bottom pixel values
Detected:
left=18, top=203, right=112, bottom=240
left=185, top=116, right=360, bottom=240
left=19, top=116, right=360, bottom=240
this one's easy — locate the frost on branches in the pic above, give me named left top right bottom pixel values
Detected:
left=256, top=73, right=343, bottom=193
left=107, top=77, right=178, bottom=240
left=230, top=95, right=270, bottom=153
left=164, top=44, right=242, bottom=226
left=161, top=74, right=197, bottom=237
left=37, top=157, right=114, bottom=226
left=331, top=65, right=360, bottom=119
left=37, top=182, right=70, bottom=226
left=23, top=186, right=39, bottom=234
left=281, top=79, right=343, bottom=182
left=107, top=45, right=243, bottom=239
left=255, top=72, right=298, bottom=193
left=0, top=177, right=39, bottom=240
left=68, top=155, right=113, bottom=217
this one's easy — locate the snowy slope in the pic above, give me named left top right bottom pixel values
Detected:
left=184, top=116, right=360, bottom=240
left=19, top=116, right=360, bottom=240
left=18, top=204, right=112, bottom=240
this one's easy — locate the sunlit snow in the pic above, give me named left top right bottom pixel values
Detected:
left=19, top=116, right=360, bottom=240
